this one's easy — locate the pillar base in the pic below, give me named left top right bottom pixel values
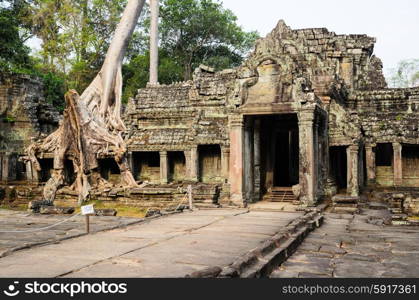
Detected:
left=229, top=193, right=246, bottom=207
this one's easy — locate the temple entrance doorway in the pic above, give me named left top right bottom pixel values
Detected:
left=244, top=114, right=299, bottom=203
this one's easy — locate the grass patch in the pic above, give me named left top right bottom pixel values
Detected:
left=74, top=200, right=147, bottom=218
left=1, top=200, right=148, bottom=218
left=0, top=203, right=28, bottom=211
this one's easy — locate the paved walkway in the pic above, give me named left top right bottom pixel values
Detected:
left=271, top=212, right=419, bottom=278
left=0, top=210, right=142, bottom=258
left=0, top=209, right=302, bottom=278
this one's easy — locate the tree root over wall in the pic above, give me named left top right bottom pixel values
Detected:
left=23, top=0, right=146, bottom=205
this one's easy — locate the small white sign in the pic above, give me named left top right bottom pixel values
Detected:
left=81, top=204, right=95, bottom=216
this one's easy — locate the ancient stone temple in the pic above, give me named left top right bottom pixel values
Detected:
left=123, top=20, right=419, bottom=210
left=2, top=20, right=418, bottom=214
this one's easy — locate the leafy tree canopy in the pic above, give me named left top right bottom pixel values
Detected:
left=0, top=1, right=32, bottom=72
left=1, top=0, right=258, bottom=106
left=388, top=59, right=419, bottom=88
left=158, top=0, right=259, bottom=80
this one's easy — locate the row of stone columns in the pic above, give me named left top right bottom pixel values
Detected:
left=129, top=147, right=230, bottom=185
left=1, top=153, right=39, bottom=182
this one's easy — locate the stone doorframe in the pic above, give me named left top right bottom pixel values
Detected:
left=228, top=105, right=327, bottom=207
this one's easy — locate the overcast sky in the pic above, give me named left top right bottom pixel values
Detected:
left=221, top=0, right=419, bottom=75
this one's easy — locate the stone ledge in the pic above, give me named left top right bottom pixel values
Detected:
left=184, top=210, right=324, bottom=278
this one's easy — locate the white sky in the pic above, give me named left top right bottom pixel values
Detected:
left=221, top=0, right=419, bottom=75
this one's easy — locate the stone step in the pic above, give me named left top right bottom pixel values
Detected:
left=332, top=206, right=359, bottom=214
left=332, top=195, right=359, bottom=204
left=271, top=187, right=293, bottom=192
left=368, top=202, right=389, bottom=210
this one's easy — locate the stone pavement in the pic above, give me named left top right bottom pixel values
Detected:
left=0, top=209, right=302, bottom=278
left=0, top=209, right=144, bottom=258
left=271, top=211, right=419, bottom=278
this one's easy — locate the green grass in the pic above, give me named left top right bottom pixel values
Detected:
left=0, top=203, right=27, bottom=211
left=74, top=200, right=147, bottom=218
left=1, top=200, right=148, bottom=218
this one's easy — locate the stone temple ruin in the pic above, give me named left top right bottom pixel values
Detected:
left=1, top=21, right=418, bottom=217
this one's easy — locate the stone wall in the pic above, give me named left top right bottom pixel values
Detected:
left=349, top=88, right=419, bottom=144
left=124, top=67, right=236, bottom=152
left=0, top=74, right=60, bottom=182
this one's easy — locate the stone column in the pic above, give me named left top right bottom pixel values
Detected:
left=127, top=151, right=134, bottom=174
left=159, top=151, right=168, bottom=184
left=244, top=118, right=254, bottom=203
left=1, top=154, right=9, bottom=182
left=347, top=145, right=359, bottom=196
left=253, top=119, right=261, bottom=202
left=26, top=161, right=33, bottom=182
left=365, top=144, right=376, bottom=185
left=313, top=117, right=320, bottom=198
left=229, top=115, right=244, bottom=205
left=298, top=112, right=316, bottom=206
left=149, top=0, right=159, bottom=84
left=393, top=142, right=403, bottom=186
left=322, top=115, right=330, bottom=193
left=0, top=155, right=3, bottom=181
left=221, top=147, right=230, bottom=183
left=186, top=147, right=199, bottom=182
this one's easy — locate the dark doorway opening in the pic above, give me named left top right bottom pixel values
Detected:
left=376, top=143, right=394, bottom=187
left=15, top=160, right=26, bottom=181
left=376, top=143, right=393, bottom=166
left=362, top=146, right=367, bottom=186
left=329, top=146, right=347, bottom=190
left=274, top=126, right=299, bottom=187
left=258, top=114, right=299, bottom=194
left=39, top=158, right=53, bottom=182
left=64, top=159, right=76, bottom=185
left=132, top=152, right=160, bottom=182
left=98, top=158, right=120, bottom=182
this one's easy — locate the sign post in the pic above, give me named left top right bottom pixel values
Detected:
left=85, top=215, right=90, bottom=233
left=81, top=204, right=95, bottom=234
left=187, top=185, right=193, bottom=211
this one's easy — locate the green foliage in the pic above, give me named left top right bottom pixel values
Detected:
left=40, top=72, right=66, bottom=111
left=0, top=3, right=32, bottom=72
left=122, top=49, right=183, bottom=103
left=388, top=59, right=419, bottom=88
left=159, top=0, right=259, bottom=80
left=2, top=115, right=16, bottom=123
left=21, top=0, right=144, bottom=91
left=2, top=0, right=259, bottom=108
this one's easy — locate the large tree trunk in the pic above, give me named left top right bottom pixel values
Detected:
left=24, top=0, right=146, bottom=205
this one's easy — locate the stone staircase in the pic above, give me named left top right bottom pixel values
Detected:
left=331, top=194, right=359, bottom=213
left=192, top=184, right=221, bottom=208
left=263, top=187, right=298, bottom=203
